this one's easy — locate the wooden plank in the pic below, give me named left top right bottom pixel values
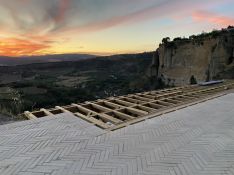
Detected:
left=152, top=100, right=172, bottom=106
left=139, top=94, right=156, bottom=99
left=97, top=113, right=123, bottom=124
left=113, top=99, right=135, bottom=107
left=71, top=103, right=95, bottom=115
left=24, top=111, right=37, bottom=120
left=72, top=103, right=122, bottom=124
left=40, top=108, right=54, bottom=116
left=164, top=98, right=182, bottom=104
left=55, top=106, right=71, bottom=113
left=103, top=101, right=123, bottom=109
left=126, top=107, right=149, bottom=115
left=87, top=102, right=111, bottom=113
left=167, top=97, right=184, bottom=102
left=120, top=97, right=140, bottom=104
left=145, top=103, right=165, bottom=109
left=122, top=97, right=146, bottom=104
left=179, top=95, right=198, bottom=99
left=155, top=91, right=183, bottom=99
left=132, top=105, right=156, bottom=113
left=95, top=101, right=116, bottom=109
left=108, top=111, right=135, bottom=121
left=74, top=113, right=110, bottom=129
left=57, top=105, right=111, bottom=128
left=131, top=95, right=152, bottom=102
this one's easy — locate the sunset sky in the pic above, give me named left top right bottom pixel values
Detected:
left=0, top=0, right=234, bottom=57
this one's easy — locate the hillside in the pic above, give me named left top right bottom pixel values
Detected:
left=0, top=52, right=153, bottom=118
left=0, top=54, right=96, bottom=66
left=155, top=26, right=234, bottom=85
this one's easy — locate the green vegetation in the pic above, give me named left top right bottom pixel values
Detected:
left=0, top=87, right=23, bottom=116
left=0, top=53, right=154, bottom=116
left=161, top=26, right=234, bottom=46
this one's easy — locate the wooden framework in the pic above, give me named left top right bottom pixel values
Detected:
left=24, top=81, right=234, bottom=130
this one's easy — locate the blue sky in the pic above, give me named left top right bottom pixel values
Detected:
left=0, top=0, right=233, bottom=56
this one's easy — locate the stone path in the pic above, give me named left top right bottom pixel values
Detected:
left=0, top=94, right=234, bottom=175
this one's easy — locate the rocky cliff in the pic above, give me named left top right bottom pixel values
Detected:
left=155, top=27, right=234, bottom=86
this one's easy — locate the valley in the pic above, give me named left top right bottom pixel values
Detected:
left=0, top=52, right=154, bottom=120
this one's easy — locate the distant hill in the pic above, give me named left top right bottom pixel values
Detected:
left=0, top=54, right=97, bottom=66
left=0, top=52, right=155, bottom=66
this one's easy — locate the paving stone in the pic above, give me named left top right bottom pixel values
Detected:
left=0, top=94, right=234, bottom=174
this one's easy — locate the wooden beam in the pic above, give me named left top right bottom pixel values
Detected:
left=95, top=101, right=115, bottom=109
left=139, top=94, right=156, bottom=99
left=40, top=108, right=54, bottom=116
left=155, top=91, right=183, bottom=99
left=144, top=103, right=165, bottom=109
left=56, top=104, right=112, bottom=128
left=71, top=103, right=98, bottom=116
left=121, top=97, right=145, bottom=104
left=74, top=113, right=110, bottom=129
left=112, top=99, right=135, bottom=107
left=24, top=111, right=37, bottom=120
left=159, top=100, right=175, bottom=105
left=126, top=107, right=149, bottom=116
left=87, top=102, right=111, bottom=113
left=152, top=100, right=172, bottom=106
left=55, top=106, right=71, bottom=113
left=97, top=113, right=123, bottom=124
left=132, top=105, right=156, bottom=113
left=179, top=95, right=198, bottom=99
left=131, top=95, right=152, bottom=102
left=103, top=101, right=123, bottom=109
left=72, top=103, right=122, bottom=124
left=164, top=98, right=182, bottom=104
left=108, top=111, right=134, bottom=121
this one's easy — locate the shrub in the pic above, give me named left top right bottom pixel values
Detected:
left=190, top=75, right=197, bottom=85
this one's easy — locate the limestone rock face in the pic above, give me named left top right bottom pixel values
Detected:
left=157, top=29, right=234, bottom=86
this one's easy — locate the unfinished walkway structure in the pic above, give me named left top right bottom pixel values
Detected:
left=1, top=81, right=234, bottom=175
left=24, top=80, right=234, bottom=130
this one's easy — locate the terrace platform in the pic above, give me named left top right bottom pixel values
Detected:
left=0, top=92, right=234, bottom=174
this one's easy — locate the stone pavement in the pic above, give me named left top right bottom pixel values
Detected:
left=1, top=94, right=234, bottom=175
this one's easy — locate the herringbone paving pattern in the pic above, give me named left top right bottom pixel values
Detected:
left=1, top=94, right=234, bottom=175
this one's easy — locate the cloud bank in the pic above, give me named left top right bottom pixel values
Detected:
left=0, top=0, right=233, bottom=56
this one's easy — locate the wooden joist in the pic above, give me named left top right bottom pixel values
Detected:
left=86, top=102, right=111, bottom=113
left=40, top=108, right=54, bottom=116
left=112, top=99, right=135, bottom=106
left=24, top=111, right=37, bottom=120
left=55, top=106, right=70, bottom=113
left=107, top=111, right=134, bottom=121
left=74, top=113, right=110, bottom=129
left=131, top=105, right=156, bottom=113
left=102, top=101, right=123, bottom=109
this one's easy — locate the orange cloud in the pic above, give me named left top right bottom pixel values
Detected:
left=0, top=38, right=50, bottom=56
left=192, top=11, right=234, bottom=27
